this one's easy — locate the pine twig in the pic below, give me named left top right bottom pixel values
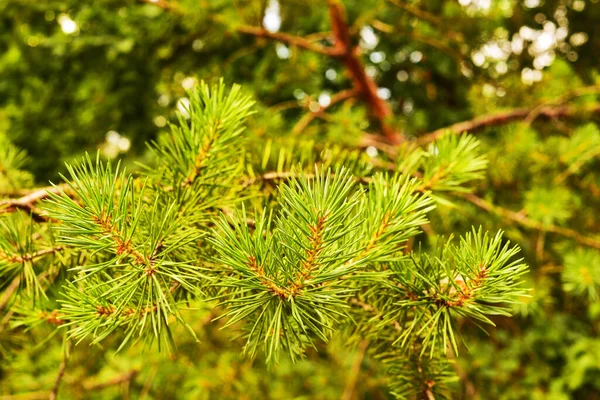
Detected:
left=292, top=88, right=359, bottom=134
left=456, top=192, right=600, bottom=250
left=236, top=25, right=341, bottom=56
left=328, top=0, right=402, bottom=143
left=340, top=340, right=369, bottom=400
left=0, top=186, right=63, bottom=221
left=49, top=340, right=74, bottom=400
left=417, top=102, right=600, bottom=145
left=83, top=370, right=139, bottom=391
left=0, top=246, right=64, bottom=264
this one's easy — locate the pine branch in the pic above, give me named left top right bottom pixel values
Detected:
left=82, top=369, right=139, bottom=391
left=417, top=102, right=600, bottom=145
left=292, top=88, right=359, bottom=134
left=392, top=228, right=528, bottom=356
left=328, top=0, right=402, bottom=143
left=237, top=1, right=403, bottom=142
left=0, top=246, right=63, bottom=264
left=0, top=186, right=63, bottom=221
left=146, top=80, right=254, bottom=214
left=49, top=339, right=73, bottom=400
left=236, top=25, right=341, bottom=56
left=455, top=192, right=600, bottom=250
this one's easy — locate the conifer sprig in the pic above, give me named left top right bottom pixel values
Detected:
left=356, top=173, right=435, bottom=263
left=388, top=228, right=528, bottom=356
left=210, top=168, right=365, bottom=363
left=146, top=79, right=255, bottom=216
left=45, top=154, right=205, bottom=351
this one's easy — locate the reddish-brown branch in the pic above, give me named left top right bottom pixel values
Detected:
left=0, top=186, right=63, bottom=221
left=236, top=25, right=341, bottom=57
left=237, top=1, right=402, bottom=143
left=292, top=88, right=359, bottom=134
left=456, top=192, right=600, bottom=250
left=328, top=0, right=401, bottom=143
left=418, top=102, right=600, bottom=145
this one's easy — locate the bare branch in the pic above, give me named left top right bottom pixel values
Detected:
left=49, top=340, right=74, bottom=400
left=83, top=370, right=139, bottom=391
left=455, top=192, right=600, bottom=250
left=340, top=340, right=369, bottom=400
left=418, top=102, right=600, bottom=145
left=0, top=277, right=20, bottom=311
left=139, top=0, right=175, bottom=10
left=0, top=186, right=63, bottom=221
left=236, top=25, right=342, bottom=56
left=292, top=88, right=359, bottom=134
left=386, top=0, right=443, bottom=26
left=328, top=0, right=403, bottom=143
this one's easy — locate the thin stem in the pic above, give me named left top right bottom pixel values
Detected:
left=418, top=102, right=600, bottom=145
left=0, top=277, right=20, bottom=311
left=340, top=340, right=369, bottom=400
left=292, top=88, right=359, bottom=134
left=456, top=192, right=600, bottom=250
left=83, top=370, right=139, bottom=391
left=0, top=246, right=64, bottom=264
left=236, top=25, right=341, bottom=56
left=0, top=186, right=64, bottom=221
left=49, top=339, right=74, bottom=400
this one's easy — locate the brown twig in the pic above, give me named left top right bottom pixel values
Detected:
left=0, top=277, right=20, bottom=311
left=455, top=192, right=600, bottom=250
left=139, top=0, right=174, bottom=10
left=448, top=347, right=476, bottom=398
left=237, top=1, right=403, bottom=143
left=236, top=25, right=342, bottom=57
left=340, top=340, right=369, bottom=400
left=386, top=0, right=442, bottom=27
left=242, top=171, right=306, bottom=189
left=417, top=102, right=600, bottom=145
left=328, top=0, right=402, bottom=143
left=49, top=340, right=74, bottom=400
left=83, top=370, right=139, bottom=391
left=0, top=246, right=64, bottom=265
left=523, top=85, right=600, bottom=126
left=0, top=186, right=63, bottom=221
left=292, top=88, right=359, bottom=134
left=371, top=20, right=463, bottom=62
